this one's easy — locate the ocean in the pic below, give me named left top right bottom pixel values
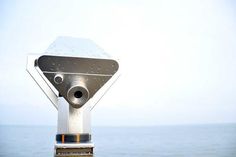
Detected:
left=0, top=124, right=236, bottom=157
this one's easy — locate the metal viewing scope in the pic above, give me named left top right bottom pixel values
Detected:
left=27, top=37, right=120, bottom=157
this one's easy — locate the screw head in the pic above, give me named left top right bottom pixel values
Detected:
left=54, top=74, right=63, bottom=84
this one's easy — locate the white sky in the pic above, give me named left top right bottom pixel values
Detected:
left=0, top=0, right=236, bottom=126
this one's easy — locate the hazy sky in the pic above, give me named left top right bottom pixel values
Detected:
left=0, top=0, right=236, bottom=126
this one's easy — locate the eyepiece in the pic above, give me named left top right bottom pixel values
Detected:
left=74, top=91, right=83, bottom=98
left=67, top=85, right=89, bottom=108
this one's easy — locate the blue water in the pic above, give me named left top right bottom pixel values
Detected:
left=0, top=124, right=236, bottom=157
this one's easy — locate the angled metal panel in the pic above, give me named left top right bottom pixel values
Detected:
left=46, top=36, right=110, bottom=59
left=26, top=55, right=58, bottom=109
left=36, top=55, right=119, bottom=108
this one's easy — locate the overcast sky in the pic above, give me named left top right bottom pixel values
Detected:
left=0, top=0, right=236, bottom=126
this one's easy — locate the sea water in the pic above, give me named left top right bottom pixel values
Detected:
left=0, top=124, right=236, bottom=157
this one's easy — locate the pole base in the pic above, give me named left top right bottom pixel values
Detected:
left=54, top=143, right=94, bottom=157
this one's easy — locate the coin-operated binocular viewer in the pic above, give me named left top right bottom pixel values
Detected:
left=27, top=37, right=119, bottom=157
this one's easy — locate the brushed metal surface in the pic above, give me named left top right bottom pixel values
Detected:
left=37, top=55, right=119, bottom=108
left=37, top=55, right=118, bottom=74
left=27, top=55, right=58, bottom=108
left=46, top=36, right=110, bottom=59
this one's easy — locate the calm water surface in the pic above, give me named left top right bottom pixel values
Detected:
left=0, top=124, right=236, bottom=157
